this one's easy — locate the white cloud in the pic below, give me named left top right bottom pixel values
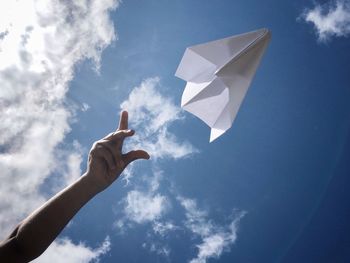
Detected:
left=179, top=197, right=245, bottom=263
left=33, top=236, right=111, bottom=263
left=116, top=78, right=245, bottom=262
left=55, top=140, right=85, bottom=191
left=116, top=169, right=245, bottom=263
left=0, top=0, right=118, bottom=260
left=120, top=77, right=197, bottom=160
left=178, top=197, right=212, bottom=237
left=142, top=242, right=171, bottom=259
left=149, top=242, right=171, bottom=258
left=118, top=170, right=170, bottom=225
left=124, top=190, right=169, bottom=224
left=152, top=221, right=178, bottom=237
left=81, top=103, right=90, bottom=112
left=116, top=77, right=197, bottom=225
left=302, top=0, right=350, bottom=41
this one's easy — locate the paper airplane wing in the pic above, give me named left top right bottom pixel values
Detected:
left=181, top=78, right=230, bottom=128
left=175, top=28, right=271, bottom=142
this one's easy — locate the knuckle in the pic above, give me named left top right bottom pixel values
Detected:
left=108, top=132, right=115, bottom=137
left=91, top=141, right=105, bottom=154
left=95, top=143, right=104, bottom=149
left=114, top=130, right=123, bottom=136
left=103, top=132, right=113, bottom=140
left=118, top=130, right=129, bottom=135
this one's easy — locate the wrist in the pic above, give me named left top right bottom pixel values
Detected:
left=79, top=172, right=104, bottom=197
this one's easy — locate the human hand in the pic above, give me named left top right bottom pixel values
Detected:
left=85, top=110, right=149, bottom=193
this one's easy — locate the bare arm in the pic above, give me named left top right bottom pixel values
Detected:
left=0, top=111, right=149, bottom=262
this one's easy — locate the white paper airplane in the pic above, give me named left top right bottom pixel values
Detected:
left=175, top=28, right=271, bottom=142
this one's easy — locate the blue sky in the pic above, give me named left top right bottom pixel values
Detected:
left=1, top=0, right=350, bottom=262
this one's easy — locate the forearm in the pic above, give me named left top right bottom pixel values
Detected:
left=13, top=173, right=100, bottom=261
left=0, top=111, right=149, bottom=262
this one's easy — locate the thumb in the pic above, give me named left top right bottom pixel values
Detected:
left=123, top=150, right=150, bottom=166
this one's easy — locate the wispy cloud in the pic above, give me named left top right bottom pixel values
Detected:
left=115, top=77, right=196, bottom=228
left=152, top=221, right=178, bottom=237
left=150, top=243, right=171, bottom=258
left=301, top=0, right=350, bottom=42
left=34, top=236, right=111, bottom=263
left=120, top=77, right=197, bottom=161
left=116, top=170, right=170, bottom=227
left=0, top=0, right=118, bottom=260
left=115, top=77, right=244, bottom=262
left=114, top=168, right=175, bottom=259
left=179, top=197, right=246, bottom=263
left=124, top=190, right=169, bottom=224
left=115, top=78, right=197, bottom=259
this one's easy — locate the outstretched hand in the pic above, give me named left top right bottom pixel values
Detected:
left=0, top=110, right=149, bottom=262
left=86, top=110, right=149, bottom=192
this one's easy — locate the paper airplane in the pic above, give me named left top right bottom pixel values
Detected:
left=175, top=28, right=271, bottom=142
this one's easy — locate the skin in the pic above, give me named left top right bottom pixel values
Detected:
left=0, top=110, right=150, bottom=262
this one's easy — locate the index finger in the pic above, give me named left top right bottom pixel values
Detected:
left=118, top=110, right=128, bottom=130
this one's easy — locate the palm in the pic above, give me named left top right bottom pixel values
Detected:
left=86, top=111, right=149, bottom=192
